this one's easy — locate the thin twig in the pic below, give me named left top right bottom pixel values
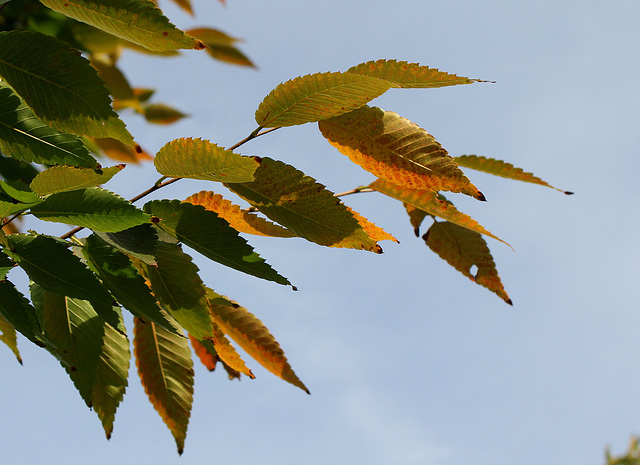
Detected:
left=334, top=186, right=375, bottom=197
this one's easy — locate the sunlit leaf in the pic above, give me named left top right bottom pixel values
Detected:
left=454, top=154, right=573, bottom=194
left=208, top=316, right=254, bottom=378
left=0, top=81, right=98, bottom=167
left=142, top=103, right=187, bottom=125
left=154, top=138, right=258, bottom=182
left=319, top=106, right=484, bottom=199
left=91, top=138, right=154, bottom=164
left=424, top=221, right=511, bottom=304
left=0, top=312, right=22, bottom=364
left=40, top=0, right=204, bottom=52
left=189, top=335, right=242, bottom=380
left=187, top=28, right=254, bottom=67
left=347, top=59, right=479, bottom=88
left=0, top=180, right=43, bottom=217
left=30, top=165, right=124, bottom=196
left=6, top=233, right=112, bottom=302
left=207, top=290, right=309, bottom=393
left=0, top=31, right=133, bottom=144
left=370, top=178, right=509, bottom=246
left=226, top=157, right=384, bottom=253
left=145, top=200, right=290, bottom=285
left=30, top=187, right=152, bottom=232
left=184, top=190, right=296, bottom=238
left=255, top=71, right=394, bottom=128
left=134, top=317, right=193, bottom=454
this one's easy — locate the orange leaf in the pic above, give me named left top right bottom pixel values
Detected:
left=93, top=138, right=153, bottom=163
left=184, top=191, right=296, bottom=237
left=319, top=106, right=484, bottom=200
left=424, top=221, right=511, bottom=304
left=209, top=318, right=254, bottom=379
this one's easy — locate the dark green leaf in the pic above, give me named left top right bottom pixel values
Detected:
left=0, top=279, right=45, bottom=347
left=94, top=223, right=158, bottom=265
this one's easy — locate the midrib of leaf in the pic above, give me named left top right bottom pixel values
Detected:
left=0, top=122, right=79, bottom=159
left=149, top=323, right=171, bottom=398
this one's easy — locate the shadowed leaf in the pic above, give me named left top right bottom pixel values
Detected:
left=0, top=312, right=22, bottom=364
left=94, top=224, right=158, bottom=265
left=0, top=280, right=45, bottom=348
left=320, top=106, right=484, bottom=199
left=424, top=221, right=511, bottom=304
left=30, top=165, right=124, bottom=196
left=134, top=317, right=193, bottom=454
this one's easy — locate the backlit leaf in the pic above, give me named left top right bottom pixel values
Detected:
left=30, top=187, right=151, bottom=232
left=92, top=138, right=153, bottom=164
left=187, top=28, right=254, bottom=67
left=454, top=154, right=573, bottom=194
left=155, top=138, right=258, bottom=183
left=0, top=312, right=21, bottom=364
left=0, top=81, right=98, bottom=167
left=30, top=165, right=124, bottom=196
left=6, top=233, right=112, bottom=302
left=226, top=158, right=384, bottom=253
left=207, top=291, right=309, bottom=393
left=91, top=59, right=135, bottom=101
left=40, top=0, right=203, bottom=52
left=184, top=190, right=296, bottom=238
left=145, top=200, right=290, bottom=285
left=0, top=180, right=42, bottom=217
left=424, top=221, right=511, bottom=304
left=134, top=317, right=193, bottom=454
left=370, top=178, right=508, bottom=246
left=0, top=31, right=133, bottom=144
left=347, top=59, right=478, bottom=88
left=255, top=71, right=394, bottom=128
left=189, top=335, right=218, bottom=371
left=319, top=106, right=484, bottom=199
left=94, top=223, right=158, bottom=265
left=142, top=103, right=187, bottom=125
left=206, top=315, right=254, bottom=378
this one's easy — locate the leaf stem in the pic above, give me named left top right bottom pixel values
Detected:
left=334, top=186, right=375, bottom=197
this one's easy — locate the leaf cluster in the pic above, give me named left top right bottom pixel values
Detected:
left=0, top=0, right=570, bottom=453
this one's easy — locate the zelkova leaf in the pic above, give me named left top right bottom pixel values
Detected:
left=30, top=187, right=152, bottom=232
left=206, top=316, right=254, bottom=379
left=83, top=234, right=180, bottom=334
left=184, top=191, right=296, bottom=238
left=0, top=280, right=45, bottom=348
left=94, top=223, right=158, bottom=265
left=424, top=221, right=512, bottom=305
left=143, top=103, right=187, bottom=125
left=30, top=165, right=124, bottom=196
left=189, top=335, right=243, bottom=380
left=91, top=137, right=153, bottom=164
left=370, top=178, right=510, bottom=247
left=134, top=317, right=194, bottom=455
left=144, top=200, right=290, bottom=285
left=6, top=234, right=112, bottom=303
left=226, top=158, right=386, bottom=253
left=207, top=291, right=309, bottom=393
left=454, top=155, right=573, bottom=194
left=319, top=106, right=484, bottom=200
left=0, top=311, right=22, bottom=364
left=0, top=31, right=133, bottom=144
left=154, top=138, right=258, bottom=183
left=0, top=81, right=98, bottom=167
left=347, top=59, right=480, bottom=88
left=186, top=28, right=255, bottom=68
left=0, top=180, right=42, bottom=217
left=138, top=241, right=213, bottom=340
left=39, top=0, right=204, bottom=52
left=255, top=71, right=395, bottom=128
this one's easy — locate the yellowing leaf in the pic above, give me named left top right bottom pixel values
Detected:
left=226, top=157, right=384, bottom=253
left=143, top=103, right=188, bottom=125
left=207, top=291, right=309, bottom=393
left=319, top=106, right=484, bottom=200
left=30, top=165, right=124, bottom=196
left=255, top=72, right=394, bottom=128
left=0, top=312, right=22, bottom=364
left=347, top=59, right=478, bottom=88
left=424, top=221, right=511, bottom=304
left=189, top=335, right=218, bottom=371
left=184, top=191, right=296, bottom=238
left=186, top=28, right=254, bottom=67
left=208, top=319, right=254, bottom=379
left=134, top=318, right=193, bottom=454
left=370, top=178, right=509, bottom=247
left=454, top=155, right=573, bottom=194
left=92, top=138, right=153, bottom=163
left=40, top=0, right=204, bottom=52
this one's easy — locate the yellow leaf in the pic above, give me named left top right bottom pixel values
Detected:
left=319, top=106, right=484, bottom=200
left=184, top=191, right=296, bottom=238
left=92, top=138, right=153, bottom=163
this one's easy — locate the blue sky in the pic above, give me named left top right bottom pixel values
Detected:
left=3, top=0, right=640, bottom=464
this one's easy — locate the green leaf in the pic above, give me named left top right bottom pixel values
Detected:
left=83, top=234, right=180, bottom=334
left=142, top=103, right=187, bottom=125
left=255, top=71, right=394, bottom=128
left=319, top=106, right=485, bottom=200
left=226, top=158, right=382, bottom=252
left=347, top=59, right=479, bottom=88
left=424, top=221, right=512, bottom=304
left=0, top=31, right=133, bottom=144
left=30, top=187, right=151, bottom=232
left=0, top=81, right=98, bottom=167
left=138, top=241, right=213, bottom=339
left=0, top=250, right=13, bottom=279
left=0, top=279, right=45, bottom=347
left=40, top=0, right=203, bottom=52
left=154, top=138, right=259, bottom=183
left=6, top=233, right=112, bottom=302
left=134, top=317, right=194, bottom=454
left=30, top=165, right=124, bottom=196
left=0, top=153, right=40, bottom=184
left=94, top=223, right=158, bottom=265
left=454, top=154, right=573, bottom=194
left=0, top=311, right=22, bottom=364
left=144, top=199, right=290, bottom=285
left=0, top=180, right=43, bottom=217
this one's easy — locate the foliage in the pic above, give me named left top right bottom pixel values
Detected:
left=606, top=437, right=640, bottom=465
left=0, top=0, right=571, bottom=453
